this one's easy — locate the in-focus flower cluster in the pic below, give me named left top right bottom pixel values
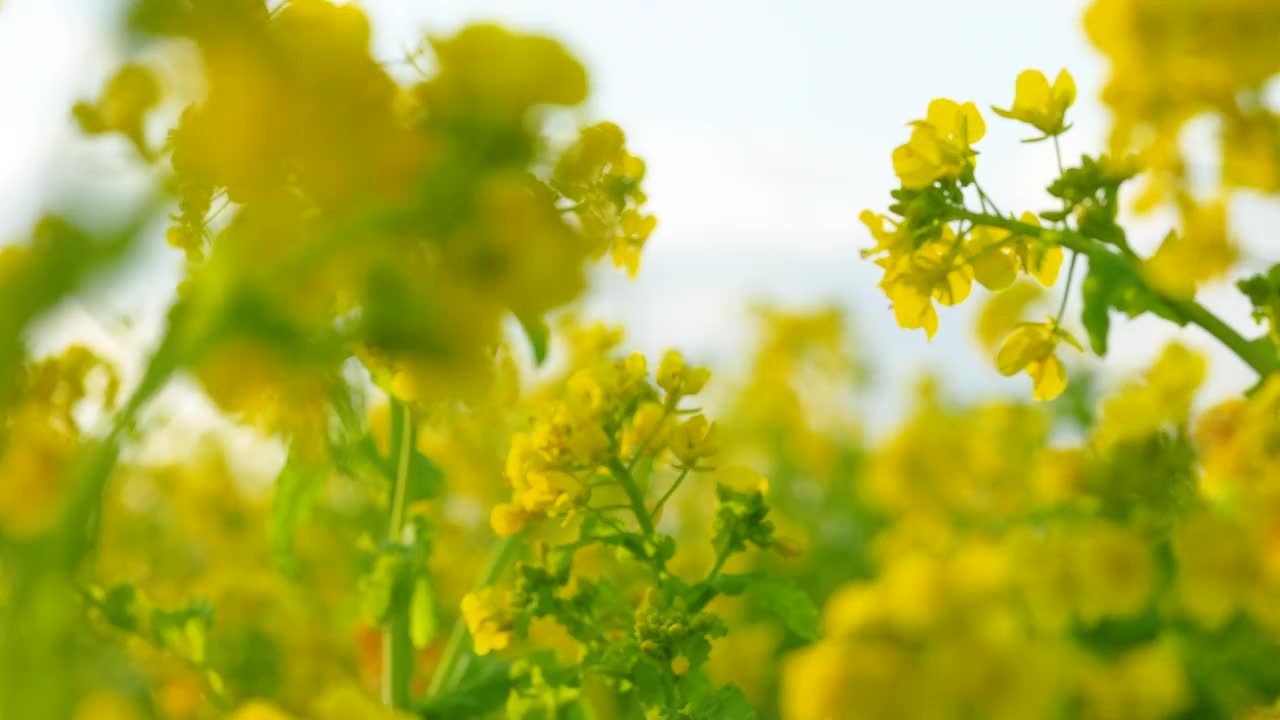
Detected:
left=490, top=349, right=712, bottom=536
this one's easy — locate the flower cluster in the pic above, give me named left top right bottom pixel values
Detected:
left=784, top=344, right=1280, bottom=720
left=489, top=349, right=712, bottom=536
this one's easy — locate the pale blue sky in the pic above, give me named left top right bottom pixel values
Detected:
left=0, top=0, right=1269, bottom=436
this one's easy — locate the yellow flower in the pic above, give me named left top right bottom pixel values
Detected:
left=670, top=414, right=718, bottom=469
left=1074, top=523, right=1153, bottom=623
left=1172, top=512, right=1258, bottom=629
left=461, top=588, right=512, bottom=655
left=892, top=98, right=986, bottom=189
left=655, top=350, right=710, bottom=398
left=1144, top=197, right=1237, bottom=298
left=860, top=210, right=910, bottom=259
left=975, top=281, right=1045, bottom=350
left=1011, top=213, right=1063, bottom=286
left=670, top=655, right=690, bottom=676
left=878, top=228, right=973, bottom=339
left=490, top=502, right=530, bottom=537
left=620, top=401, right=668, bottom=458
left=718, top=466, right=769, bottom=495
left=992, top=69, right=1076, bottom=137
left=227, top=701, right=296, bottom=720
left=966, top=225, right=1019, bottom=291
left=995, top=318, right=1082, bottom=401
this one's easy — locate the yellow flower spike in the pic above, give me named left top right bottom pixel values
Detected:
left=461, top=588, right=512, bottom=656
left=992, top=69, right=1077, bottom=137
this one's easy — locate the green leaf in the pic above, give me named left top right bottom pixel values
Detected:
left=270, top=456, right=318, bottom=578
left=690, top=684, right=756, bottom=720
left=741, top=575, right=819, bottom=641
left=416, top=655, right=512, bottom=719
left=1080, top=253, right=1184, bottom=356
left=518, top=313, right=551, bottom=366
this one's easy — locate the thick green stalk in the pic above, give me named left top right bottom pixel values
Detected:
left=607, top=459, right=655, bottom=536
left=383, top=400, right=416, bottom=710
left=425, top=531, right=526, bottom=699
left=954, top=209, right=1278, bottom=378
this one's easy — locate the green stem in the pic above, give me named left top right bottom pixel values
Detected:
left=956, top=209, right=1278, bottom=377
left=1054, top=253, right=1080, bottom=327
left=648, top=468, right=689, bottom=525
left=426, top=531, right=526, bottom=698
left=382, top=400, right=416, bottom=710
left=607, top=459, right=655, bottom=536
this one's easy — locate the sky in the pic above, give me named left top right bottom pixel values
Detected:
left=0, top=0, right=1272, bottom=442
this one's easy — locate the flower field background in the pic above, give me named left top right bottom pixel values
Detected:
left=3, top=1, right=1280, bottom=719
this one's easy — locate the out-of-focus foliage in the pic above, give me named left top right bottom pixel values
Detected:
left=5, top=1, right=1280, bottom=719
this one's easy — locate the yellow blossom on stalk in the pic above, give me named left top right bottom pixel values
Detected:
left=227, top=702, right=296, bottom=720
left=1011, top=213, right=1063, bottom=287
left=995, top=318, right=1082, bottom=401
left=859, top=210, right=911, bottom=259
left=461, top=588, right=513, bottom=655
left=991, top=69, right=1077, bottom=137
left=613, top=210, right=656, bottom=277
left=892, top=98, right=986, bottom=188
left=670, top=414, right=718, bottom=469
left=975, top=281, right=1045, bottom=349
left=966, top=225, right=1019, bottom=291
left=620, top=401, right=668, bottom=458
left=655, top=350, right=710, bottom=399
left=877, top=227, right=973, bottom=339
left=1144, top=198, right=1237, bottom=298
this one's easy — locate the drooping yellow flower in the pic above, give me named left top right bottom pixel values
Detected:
left=995, top=318, right=1082, bottom=401
left=892, top=98, right=986, bottom=189
left=877, top=228, right=974, bottom=339
left=975, top=281, right=1045, bottom=350
left=461, top=588, right=513, bottom=655
left=670, top=414, right=718, bottom=469
left=992, top=69, right=1077, bottom=137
